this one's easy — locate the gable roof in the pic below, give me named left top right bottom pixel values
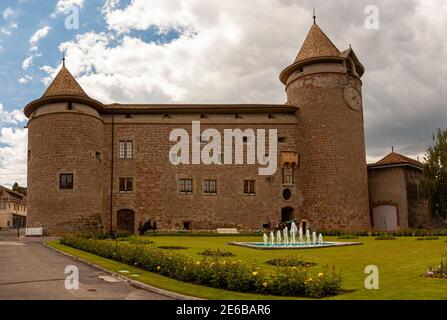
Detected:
left=368, top=152, right=424, bottom=170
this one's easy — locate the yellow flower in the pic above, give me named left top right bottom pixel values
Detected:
left=307, top=278, right=313, bottom=282
left=292, top=267, right=298, bottom=271
left=196, top=261, right=201, bottom=266
left=318, top=273, right=324, bottom=278
left=156, top=266, right=161, bottom=271
left=252, top=271, right=259, bottom=277
left=263, top=282, right=268, bottom=288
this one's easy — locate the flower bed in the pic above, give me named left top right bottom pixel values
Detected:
left=425, top=255, right=447, bottom=279
left=266, top=256, right=315, bottom=267
left=61, top=236, right=342, bottom=298
left=200, top=248, right=235, bottom=257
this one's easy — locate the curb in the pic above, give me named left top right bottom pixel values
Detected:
left=43, top=242, right=203, bottom=301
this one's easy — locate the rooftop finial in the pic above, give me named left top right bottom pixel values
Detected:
left=392, top=146, right=394, bottom=153
left=313, top=6, right=316, bottom=24
left=62, top=49, right=66, bottom=67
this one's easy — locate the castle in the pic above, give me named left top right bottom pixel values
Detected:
left=24, top=21, right=431, bottom=234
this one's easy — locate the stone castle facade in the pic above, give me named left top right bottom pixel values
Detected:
left=24, top=22, right=377, bottom=233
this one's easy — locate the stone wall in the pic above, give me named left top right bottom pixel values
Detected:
left=285, top=69, right=371, bottom=231
left=27, top=103, right=104, bottom=232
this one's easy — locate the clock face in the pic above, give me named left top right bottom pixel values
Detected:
left=344, top=86, right=362, bottom=111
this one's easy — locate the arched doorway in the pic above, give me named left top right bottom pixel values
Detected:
left=117, top=209, right=135, bottom=234
left=281, top=207, right=295, bottom=223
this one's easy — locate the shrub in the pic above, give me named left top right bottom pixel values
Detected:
left=337, top=234, right=359, bottom=240
left=417, top=237, right=439, bottom=241
left=60, top=236, right=342, bottom=298
left=143, top=231, right=263, bottom=237
left=266, top=256, right=315, bottom=267
left=375, top=233, right=396, bottom=240
left=200, top=248, right=235, bottom=257
left=158, top=246, right=189, bottom=250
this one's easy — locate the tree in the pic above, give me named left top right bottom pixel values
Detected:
left=12, top=183, right=27, bottom=196
left=422, top=129, right=447, bottom=220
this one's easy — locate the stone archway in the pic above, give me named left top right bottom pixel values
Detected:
left=117, top=209, right=135, bottom=234
left=281, top=207, right=295, bottom=223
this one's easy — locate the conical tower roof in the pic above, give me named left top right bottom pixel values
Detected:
left=42, top=64, right=89, bottom=98
left=294, top=23, right=340, bottom=62
left=24, top=62, right=104, bottom=118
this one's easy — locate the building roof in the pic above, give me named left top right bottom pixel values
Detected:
left=294, top=23, right=340, bottom=62
left=25, top=64, right=299, bottom=117
left=368, top=152, right=424, bottom=170
left=0, top=185, right=26, bottom=202
left=42, top=64, right=89, bottom=98
left=280, top=22, right=364, bottom=84
left=24, top=64, right=105, bottom=118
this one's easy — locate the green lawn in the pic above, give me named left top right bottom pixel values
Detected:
left=49, top=236, right=447, bottom=300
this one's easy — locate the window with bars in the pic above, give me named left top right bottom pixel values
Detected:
left=204, top=179, right=217, bottom=195
left=119, top=140, right=133, bottom=159
left=243, top=180, right=256, bottom=196
left=179, top=179, right=193, bottom=194
left=119, top=177, right=133, bottom=193
left=60, top=173, right=74, bottom=190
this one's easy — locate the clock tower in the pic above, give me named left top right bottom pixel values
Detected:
left=280, top=21, right=371, bottom=230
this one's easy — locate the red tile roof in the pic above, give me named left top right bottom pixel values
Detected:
left=369, top=152, right=424, bottom=169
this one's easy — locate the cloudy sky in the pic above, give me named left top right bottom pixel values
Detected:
left=0, top=0, right=446, bottom=188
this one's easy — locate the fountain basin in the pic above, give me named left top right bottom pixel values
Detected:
left=229, top=241, right=362, bottom=250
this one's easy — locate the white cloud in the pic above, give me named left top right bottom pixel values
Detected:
left=22, top=55, right=34, bottom=70
left=57, top=0, right=305, bottom=105
left=0, top=104, right=27, bottom=187
left=53, top=0, right=84, bottom=16
left=41, top=0, right=447, bottom=161
left=0, top=127, right=27, bottom=188
left=29, top=26, right=51, bottom=52
left=18, top=75, right=33, bottom=84
left=0, top=104, right=27, bottom=125
left=2, top=7, right=17, bottom=19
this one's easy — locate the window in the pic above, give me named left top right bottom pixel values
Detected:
left=204, top=179, right=217, bottom=195
left=179, top=179, right=193, bottom=194
left=119, top=177, right=133, bottom=193
left=244, top=180, right=256, bottom=196
left=60, top=173, right=74, bottom=190
left=119, top=140, right=133, bottom=159
left=278, top=137, right=287, bottom=144
left=282, top=167, right=295, bottom=185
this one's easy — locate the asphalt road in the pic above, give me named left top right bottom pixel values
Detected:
left=0, top=231, right=173, bottom=300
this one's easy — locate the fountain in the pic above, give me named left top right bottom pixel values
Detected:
left=231, top=227, right=361, bottom=250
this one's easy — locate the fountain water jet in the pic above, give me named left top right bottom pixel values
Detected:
left=277, top=230, right=282, bottom=245
left=299, top=227, right=303, bottom=243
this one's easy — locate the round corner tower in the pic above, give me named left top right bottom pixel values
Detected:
left=25, top=63, right=105, bottom=233
left=280, top=22, right=371, bottom=231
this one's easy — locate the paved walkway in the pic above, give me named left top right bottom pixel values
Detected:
left=0, top=231, right=173, bottom=300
